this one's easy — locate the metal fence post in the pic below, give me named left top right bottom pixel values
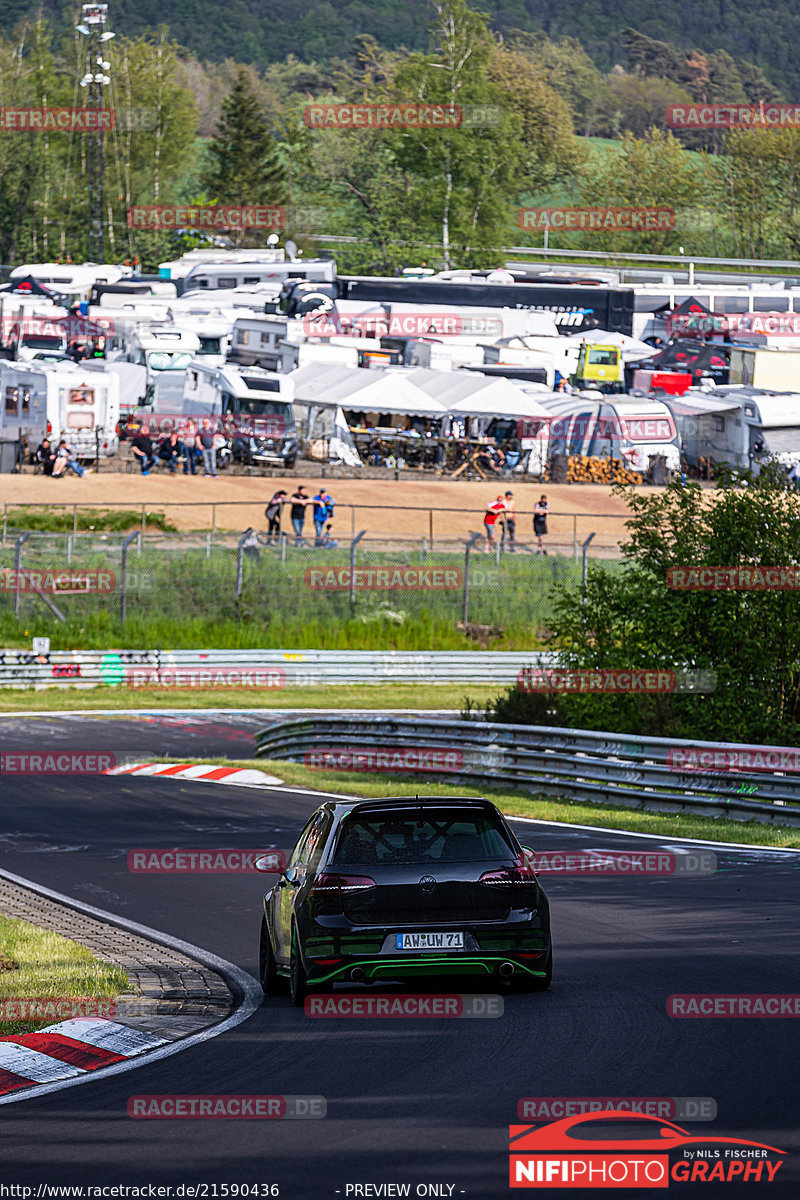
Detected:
left=281, top=531, right=287, bottom=566
left=120, top=529, right=140, bottom=627
left=13, top=532, right=31, bottom=617
left=582, top=532, right=596, bottom=607
left=462, top=531, right=481, bottom=626
left=350, top=530, right=366, bottom=618
left=235, top=530, right=249, bottom=612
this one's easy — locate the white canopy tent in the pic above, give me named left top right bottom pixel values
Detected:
left=289, top=364, right=448, bottom=417
left=396, top=367, right=551, bottom=420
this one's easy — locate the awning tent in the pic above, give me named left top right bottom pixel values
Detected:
left=289, top=364, right=448, bottom=416
left=397, top=367, right=551, bottom=419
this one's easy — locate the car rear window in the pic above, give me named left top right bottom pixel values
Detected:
left=332, top=810, right=514, bottom=867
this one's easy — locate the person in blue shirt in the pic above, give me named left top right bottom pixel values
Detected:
left=312, top=488, right=335, bottom=541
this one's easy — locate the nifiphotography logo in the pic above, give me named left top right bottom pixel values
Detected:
left=508, top=1111, right=785, bottom=1188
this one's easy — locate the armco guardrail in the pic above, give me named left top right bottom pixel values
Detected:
left=0, top=648, right=553, bottom=690
left=254, top=715, right=800, bottom=826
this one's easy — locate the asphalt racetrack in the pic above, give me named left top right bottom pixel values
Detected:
left=0, top=711, right=798, bottom=1198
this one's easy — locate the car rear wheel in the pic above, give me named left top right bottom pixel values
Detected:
left=259, top=916, right=285, bottom=995
left=289, top=927, right=308, bottom=1006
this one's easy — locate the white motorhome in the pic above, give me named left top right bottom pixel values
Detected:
left=158, top=248, right=287, bottom=282
left=9, top=263, right=128, bottom=304
left=181, top=362, right=295, bottom=423
left=228, top=315, right=304, bottom=370
left=540, top=394, right=681, bottom=474
left=0, top=358, right=119, bottom=456
left=168, top=316, right=231, bottom=364
left=117, top=325, right=201, bottom=383
left=665, top=387, right=800, bottom=473
left=3, top=312, right=68, bottom=361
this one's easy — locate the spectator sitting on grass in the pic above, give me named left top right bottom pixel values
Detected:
left=35, top=438, right=56, bottom=476
left=158, top=431, right=183, bottom=475
left=52, top=439, right=90, bottom=478
left=131, top=424, right=156, bottom=476
left=315, top=521, right=338, bottom=548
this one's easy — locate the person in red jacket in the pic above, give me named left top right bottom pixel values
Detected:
left=483, top=494, right=506, bottom=553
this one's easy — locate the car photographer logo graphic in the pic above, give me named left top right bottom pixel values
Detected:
left=304, top=567, right=462, bottom=591
left=509, top=1111, right=785, bottom=1187
left=304, top=993, right=503, bottom=1018
left=517, top=206, right=676, bottom=233
left=122, top=413, right=286, bottom=439
left=667, top=565, right=800, bottom=590
left=128, top=1095, right=326, bottom=1119
left=517, top=1099, right=717, bottom=1122
left=127, top=849, right=286, bottom=873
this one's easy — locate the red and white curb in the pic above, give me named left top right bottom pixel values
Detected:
left=104, top=762, right=283, bottom=786
left=0, top=1018, right=167, bottom=1097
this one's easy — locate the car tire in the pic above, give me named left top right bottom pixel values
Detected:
left=514, top=948, right=552, bottom=993
left=259, top=916, right=285, bottom=995
left=289, top=926, right=308, bottom=1007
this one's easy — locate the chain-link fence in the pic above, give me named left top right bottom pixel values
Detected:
left=0, top=529, right=625, bottom=637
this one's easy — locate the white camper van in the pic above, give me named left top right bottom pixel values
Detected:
left=119, top=325, right=200, bottom=383
left=665, top=387, right=800, bottom=473
left=0, top=359, right=119, bottom=457
left=541, top=395, right=681, bottom=474
left=9, top=263, right=128, bottom=304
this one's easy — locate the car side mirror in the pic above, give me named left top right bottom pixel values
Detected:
left=255, top=853, right=285, bottom=874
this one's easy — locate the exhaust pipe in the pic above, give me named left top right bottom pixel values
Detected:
left=350, top=966, right=367, bottom=983
left=499, top=962, right=515, bottom=979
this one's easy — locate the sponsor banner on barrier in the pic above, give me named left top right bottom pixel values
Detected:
left=0, top=997, right=118, bottom=1021
left=528, top=850, right=716, bottom=876
left=667, top=103, right=800, bottom=128
left=304, top=103, right=462, bottom=129
left=0, top=107, right=115, bottom=132
left=128, top=1095, right=326, bottom=1119
left=517, top=1098, right=718, bottom=1122
left=667, top=565, right=800, bottom=591
left=517, top=206, right=676, bottom=232
left=667, top=747, right=800, bottom=774
left=304, top=567, right=463, bottom=591
left=304, top=746, right=464, bottom=773
left=123, top=667, right=286, bottom=689
left=517, top=667, right=717, bottom=694
left=304, top=994, right=503, bottom=1018
left=0, top=569, right=117, bottom=595
left=126, top=205, right=286, bottom=230
left=668, top=994, right=800, bottom=1017
left=127, top=849, right=286, bottom=873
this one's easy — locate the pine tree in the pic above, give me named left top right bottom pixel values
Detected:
left=203, top=67, right=286, bottom=242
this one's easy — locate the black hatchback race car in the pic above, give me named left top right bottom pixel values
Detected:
left=257, top=796, right=552, bottom=1005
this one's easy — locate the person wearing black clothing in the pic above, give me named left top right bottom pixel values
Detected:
left=290, top=486, right=309, bottom=545
left=265, top=490, right=287, bottom=542
left=158, top=432, right=183, bottom=475
left=35, top=438, right=56, bottom=476
left=131, top=425, right=156, bottom=475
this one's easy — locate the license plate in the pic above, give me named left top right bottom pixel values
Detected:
left=395, top=932, right=464, bottom=951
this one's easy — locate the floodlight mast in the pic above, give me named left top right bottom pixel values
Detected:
left=76, top=4, right=114, bottom=262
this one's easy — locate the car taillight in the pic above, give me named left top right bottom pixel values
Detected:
left=311, top=873, right=376, bottom=897
left=479, top=856, right=538, bottom=891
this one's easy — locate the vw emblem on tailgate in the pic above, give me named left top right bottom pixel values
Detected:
left=419, top=875, right=437, bottom=893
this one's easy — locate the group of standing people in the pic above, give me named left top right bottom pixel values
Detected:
left=265, top=486, right=337, bottom=546
left=484, top=492, right=550, bottom=553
